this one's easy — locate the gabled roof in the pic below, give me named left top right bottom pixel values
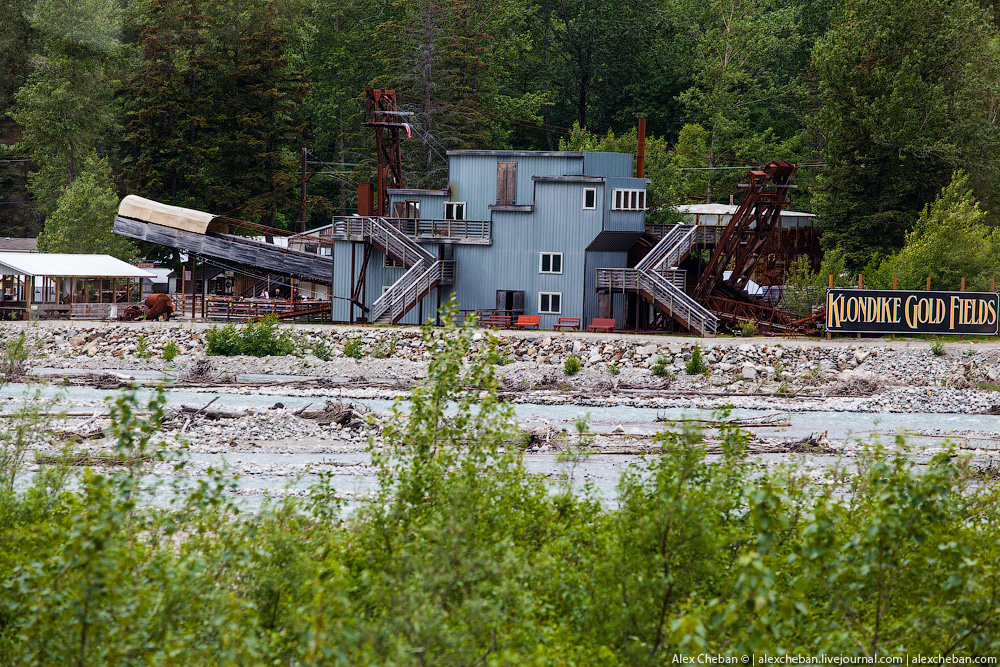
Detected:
left=0, top=253, right=154, bottom=278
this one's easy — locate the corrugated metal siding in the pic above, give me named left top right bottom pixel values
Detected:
left=584, top=250, right=628, bottom=328
left=582, top=152, right=634, bottom=178
left=330, top=243, right=354, bottom=321
left=387, top=192, right=448, bottom=219
left=448, top=154, right=585, bottom=219
left=604, top=176, right=648, bottom=232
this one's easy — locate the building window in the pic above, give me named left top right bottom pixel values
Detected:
left=613, top=189, right=646, bottom=211
left=384, top=253, right=403, bottom=269
left=497, top=161, right=517, bottom=205
left=381, top=285, right=393, bottom=295
left=539, top=252, right=563, bottom=274
left=538, top=292, right=562, bottom=314
left=444, top=202, right=466, bottom=220
left=392, top=200, right=420, bottom=218
left=583, top=188, right=596, bottom=209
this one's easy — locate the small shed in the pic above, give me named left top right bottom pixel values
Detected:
left=0, top=253, right=154, bottom=319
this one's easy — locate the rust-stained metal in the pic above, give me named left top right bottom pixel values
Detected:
left=693, top=161, right=798, bottom=301
left=362, top=88, right=406, bottom=217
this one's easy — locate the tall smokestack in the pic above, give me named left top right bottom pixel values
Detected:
left=637, top=118, right=646, bottom=178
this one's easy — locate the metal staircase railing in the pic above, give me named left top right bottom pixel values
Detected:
left=372, top=260, right=455, bottom=324
left=637, top=270, right=717, bottom=336
left=635, top=223, right=697, bottom=272
left=331, top=217, right=435, bottom=267
left=595, top=267, right=718, bottom=336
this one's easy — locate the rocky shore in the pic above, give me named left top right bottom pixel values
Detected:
left=10, top=320, right=999, bottom=405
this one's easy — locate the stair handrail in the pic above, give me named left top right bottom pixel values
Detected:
left=635, top=223, right=696, bottom=273
left=637, top=270, right=718, bottom=335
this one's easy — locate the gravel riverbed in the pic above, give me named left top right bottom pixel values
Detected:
left=4, top=320, right=1000, bottom=499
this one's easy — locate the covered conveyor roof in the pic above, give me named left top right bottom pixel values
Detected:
left=117, top=195, right=220, bottom=234
left=0, top=253, right=154, bottom=278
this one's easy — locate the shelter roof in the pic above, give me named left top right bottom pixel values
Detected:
left=676, top=203, right=815, bottom=218
left=118, top=195, right=217, bottom=234
left=0, top=253, right=154, bottom=278
left=0, top=238, right=38, bottom=252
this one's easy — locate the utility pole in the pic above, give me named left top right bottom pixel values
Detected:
left=299, top=147, right=308, bottom=233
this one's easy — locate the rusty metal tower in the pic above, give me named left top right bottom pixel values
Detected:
left=361, top=88, right=409, bottom=216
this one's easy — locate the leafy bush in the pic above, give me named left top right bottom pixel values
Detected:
left=651, top=354, right=672, bottom=377
left=312, top=339, right=333, bottom=361
left=685, top=345, right=708, bottom=374
left=162, top=340, right=179, bottom=361
left=3, top=299, right=1000, bottom=662
left=372, top=333, right=398, bottom=359
left=738, top=319, right=759, bottom=337
left=931, top=340, right=945, bottom=356
left=1, top=331, right=33, bottom=382
left=205, top=316, right=297, bottom=357
left=484, top=348, right=511, bottom=366
left=135, top=334, right=153, bottom=360
left=608, top=363, right=621, bottom=376
left=342, top=336, right=364, bottom=359
left=563, top=354, right=581, bottom=375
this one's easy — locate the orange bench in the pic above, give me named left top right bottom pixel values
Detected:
left=484, top=313, right=512, bottom=329
left=514, top=315, right=541, bottom=330
left=589, top=317, right=616, bottom=333
left=553, top=317, right=581, bottom=331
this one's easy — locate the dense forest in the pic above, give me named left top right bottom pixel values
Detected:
left=3, top=0, right=1000, bottom=273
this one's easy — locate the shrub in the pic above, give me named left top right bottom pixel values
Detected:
left=372, top=333, right=398, bottom=359
left=135, top=334, right=153, bottom=360
left=738, top=319, right=759, bottom=337
left=563, top=354, right=581, bottom=375
left=931, top=340, right=945, bottom=356
left=313, top=340, right=334, bottom=361
left=651, top=354, right=672, bottom=377
left=485, top=348, right=512, bottom=366
left=608, top=363, right=621, bottom=376
left=205, top=316, right=297, bottom=357
left=343, top=336, right=364, bottom=359
left=685, top=345, right=708, bottom=374
left=1, top=331, right=33, bottom=382
left=162, top=341, right=179, bottom=362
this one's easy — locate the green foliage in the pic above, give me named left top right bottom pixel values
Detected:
left=651, top=354, right=673, bottom=377
left=205, top=316, right=297, bottom=357
left=484, top=348, right=512, bottom=366
left=738, top=319, right=759, bottom=337
left=685, top=345, right=708, bottom=374
left=161, top=340, right=179, bottom=362
left=342, top=336, right=364, bottom=359
left=864, top=172, right=1000, bottom=291
left=134, top=335, right=152, bottom=360
left=371, top=333, right=397, bottom=359
left=782, top=247, right=852, bottom=316
left=2, top=307, right=1000, bottom=661
left=564, top=354, right=581, bottom=375
left=312, top=339, right=333, bottom=361
left=931, top=341, right=945, bottom=356
left=811, top=0, right=1000, bottom=266
left=1, top=331, right=33, bottom=383
left=35, top=155, right=138, bottom=261
left=607, top=363, right=620, bottom=376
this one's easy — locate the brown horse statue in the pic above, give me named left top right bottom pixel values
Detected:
left=144, top=293, right=174, bottom=321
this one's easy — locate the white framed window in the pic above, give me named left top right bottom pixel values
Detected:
left=381, top=285, right=393, bottom=295
left=613, top=189, right=646, bottom=211
left=539, top=252, right=563, bottom=274
left=444, top=201, right=466, bottom=220
left=583, top=188, right=596, bottom=209
left=538, top=292, right=562, bottom=314
left=384, top=253, right=403, bottom=269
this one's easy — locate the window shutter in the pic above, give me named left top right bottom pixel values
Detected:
left=497, top=162, right=517, bottom=205
left=512, top=290, right=524, bottom=312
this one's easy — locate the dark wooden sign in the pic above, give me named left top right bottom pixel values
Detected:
left=825, top=289, right=1000, bottom=335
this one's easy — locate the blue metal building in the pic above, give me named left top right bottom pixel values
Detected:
left=326, top=149, right=650, bottom=329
